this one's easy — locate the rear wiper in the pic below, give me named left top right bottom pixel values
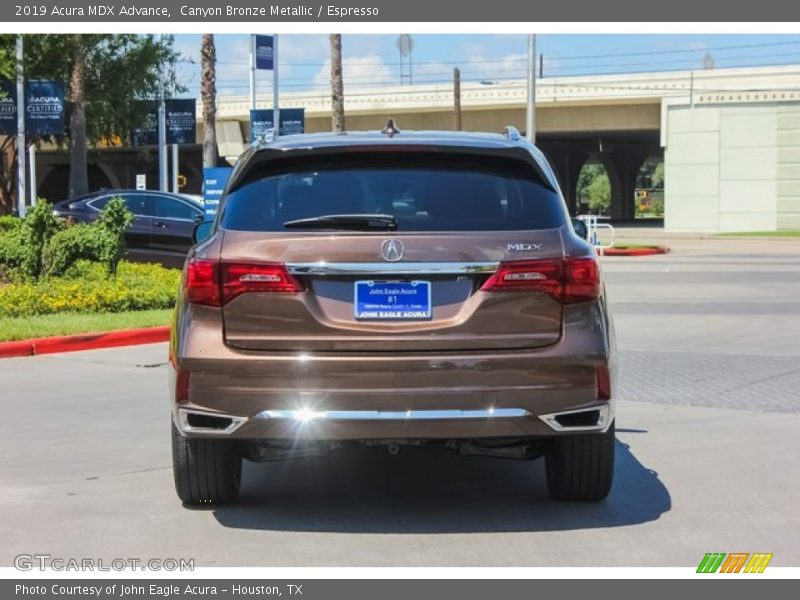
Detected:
left=283, top=213, right=398, bottom=231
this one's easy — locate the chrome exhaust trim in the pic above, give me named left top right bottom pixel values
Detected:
left=538, top=404, right=611, bottom=432
left=177, top=408, right=248, bottom=435
left=255, top=408, right=531, bottom=422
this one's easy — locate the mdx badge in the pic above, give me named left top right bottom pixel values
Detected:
left=507, top=242, right=543, bottom=252
left=381, top=239, right=405, bottom=262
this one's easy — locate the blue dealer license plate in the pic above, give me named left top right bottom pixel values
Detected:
left=354, top=280, right=432, bottom=320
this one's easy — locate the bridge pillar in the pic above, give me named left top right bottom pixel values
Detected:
left=541, top=148, right=591, bottom=216
left=599, top=151, right=648, bottom=221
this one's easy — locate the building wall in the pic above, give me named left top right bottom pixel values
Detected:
left=777, top=107, right=800, bottom=230
left=665, top=101, right=800, bottom=232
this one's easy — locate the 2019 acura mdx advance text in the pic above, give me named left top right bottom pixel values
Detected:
left=170, top=125, right=617, bottom=506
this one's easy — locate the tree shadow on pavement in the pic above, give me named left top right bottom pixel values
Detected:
left=213, top=437, right=670, bottom=534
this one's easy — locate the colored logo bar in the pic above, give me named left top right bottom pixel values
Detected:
left=697, top=553, right=773, bottom=573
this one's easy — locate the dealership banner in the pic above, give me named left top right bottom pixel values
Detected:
left=131, top=100, right=158, bottom=146
left=0, top=0, right=795, bottom=22
left=255, top=35, right=274, bottom=70
left=202, top=166, right=232, bottom=219
left=250, top=108, right=305, bottom=140
left=131, top=99, right=196, bottom=146
left=165, top=99, right=196, bottom=145
left=0, top=80, right=15, bottom=135
left=0, top=80, right=65, bottom=136
left=25, top=80, right=66, bottom=136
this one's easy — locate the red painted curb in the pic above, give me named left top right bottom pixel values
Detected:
left=0, top=325, right=170, bottom=359
left=0, top=340, right=35, bottom=358
left=601, top=246, right=670, bottom=256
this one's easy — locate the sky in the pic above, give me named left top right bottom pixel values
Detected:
left=171, top=34, right=800, bottom=98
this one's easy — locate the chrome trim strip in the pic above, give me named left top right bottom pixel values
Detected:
left=538, top=405, right=611, bottom=433
left=256, top=408, right=530, bottom=421
left=286, top=261, right=499, bottom=276
left=177, top=408, right=248, bottom=435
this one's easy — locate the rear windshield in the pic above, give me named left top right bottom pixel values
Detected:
left=220, top=154, right=566, bottom=232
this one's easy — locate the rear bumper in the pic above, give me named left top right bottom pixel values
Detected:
left=173, top=404, right=613, bottom=441
left=170, top=300, right=616, bottom=441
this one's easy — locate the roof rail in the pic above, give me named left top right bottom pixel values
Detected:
left=504, top=126, right=522, bottom=141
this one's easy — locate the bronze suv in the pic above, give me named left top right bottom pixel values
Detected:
left=170, top=125, right=616, bottom=506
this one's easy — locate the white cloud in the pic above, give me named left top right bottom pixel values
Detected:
left=312, top=55, right=395, bottom=89
left=279, top=35, right=330, bottom=63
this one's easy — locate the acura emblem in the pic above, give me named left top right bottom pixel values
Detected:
left=380, top=239, right=404, bottom=262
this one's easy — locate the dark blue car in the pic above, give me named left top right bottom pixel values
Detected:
left=52, top=190, right=204, bottom=268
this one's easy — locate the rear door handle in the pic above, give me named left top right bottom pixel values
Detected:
left=152, top=220, right=167, bottom=228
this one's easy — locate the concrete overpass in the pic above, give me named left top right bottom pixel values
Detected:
left=208, top=64, right=800, bottom=229
left=33, top=64, right=800, bottom=231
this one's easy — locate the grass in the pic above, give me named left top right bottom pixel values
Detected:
left=0, top=309, right=172, bottom=342
left=609, top=242, right=665, bottom=249
left=717, top=231, right=800, bottom=238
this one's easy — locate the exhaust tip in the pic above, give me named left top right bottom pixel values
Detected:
left=539, top=404, right=610, bottom=432
left=177, top=409, right=247, bottom=435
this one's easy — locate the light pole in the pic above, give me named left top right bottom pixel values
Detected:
left=16, top=35, right=26, bottom=217
left=273, top=34, right=279, bottom=137
left=158, top=34, right=168, bottom=192
left=526, top=34, right=537, bottom=143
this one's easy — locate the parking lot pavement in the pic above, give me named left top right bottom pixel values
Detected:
left=1, top=237, right=799, bottom=567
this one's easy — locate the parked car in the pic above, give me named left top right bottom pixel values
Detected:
left=52, top=190, right=204, bottom=268
left=170, top=125, right=617, bottom=506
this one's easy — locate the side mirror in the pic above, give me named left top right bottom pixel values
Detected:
left=192, top=221, right=214, bottom=245
left=571, top=218, right=588, bottom=241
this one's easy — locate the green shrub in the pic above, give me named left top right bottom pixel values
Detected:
left=0, top=215, right=21, bottom=233
left=0, top=225, right=27, bottom=272
left=0, top=201, right=62, bottom=279
left=20, top=200, right=63, bottom=278
left=0, top=260, right=181, bottom=318
left=43, top=196, right=133, bottom=277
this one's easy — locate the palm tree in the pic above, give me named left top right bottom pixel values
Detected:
left=67, top=35, right=89, bottom=198
left=200, top=34, right=218, bottom=168
left=329, top=34, right=345, bottom=133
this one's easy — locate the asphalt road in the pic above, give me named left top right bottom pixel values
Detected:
left=1, top=236, right=799, bottom=567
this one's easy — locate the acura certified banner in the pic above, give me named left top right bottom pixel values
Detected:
left=0, top=80, right=65, bottom=136
left=131, top=99, right=196, bottom=146
left=250, top=108, right=305, bottom=140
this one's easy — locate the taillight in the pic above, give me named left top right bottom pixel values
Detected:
left=184, top=259, right=220, bottom=306
left=596, top=365, right=612, bottom=401
left=481, top=257, right=600, bottom=304
left=175, top=369, right=190, bottom=404
left=562, top=257, right=601, bottom=304
left=184, top=259, right=302, bottom=307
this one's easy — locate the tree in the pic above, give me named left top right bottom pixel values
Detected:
left=67, top=36, right=88, bottom=200
left=0, top=43, right=13, bottom=79
left=0, top=34, right=182, bottom=208
left=329, top=34, right=345, bottom=133
left=577, top=162, right=611, bottom=215
left=200, top=34, right=218, bottom=169
left=636, top=157, right=665, bottom=189
left=586, top=173, right=611, bottom=214
left=652, top=162, right=665, bottom=189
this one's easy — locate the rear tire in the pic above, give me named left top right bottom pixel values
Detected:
left=172, top=422, right=241, bottom=506
left=545, top=420, right=615, bottom=501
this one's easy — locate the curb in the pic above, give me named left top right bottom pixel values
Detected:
left=601, top=246, right=670, bottom=257
left=0, top=325, right=171, bottom=359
